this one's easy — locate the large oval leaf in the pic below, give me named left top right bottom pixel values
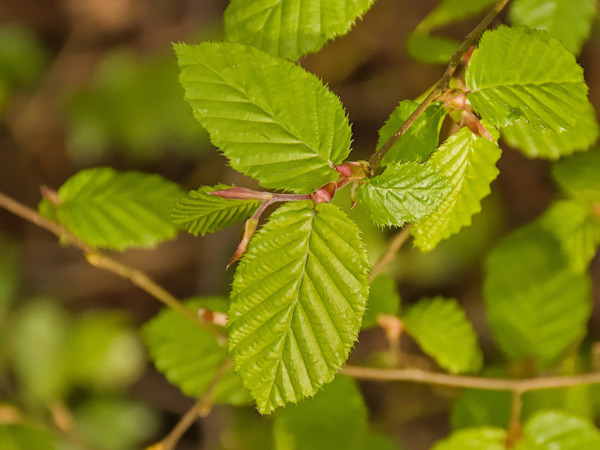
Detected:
left=228, top=201, right=370, bottom=413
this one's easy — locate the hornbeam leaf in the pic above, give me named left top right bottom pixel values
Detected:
left=520, top=410, right=600, bottom=449
left=175, top=42, right=352, bottom=194
left=357, top=162, right=450, bottom=228
left=228, top=201, right=370, bottom=413
left=48, top=167, right=183, bottom=250
left=143, top=298, right=251, bottom=406
left=466, top=26, right=592, bottom=134
left=412, top=127, right=502, bottom=252
left=224, top=0, right=376, bottom=61
left=432, top=427, right=507, bottom=450
left=172, top=184, right=259, bottom=236
left=484, top=223, right=592, bottom=364
left=509, top=0, right=596, bottom=55
left=402, top=297, right=483, bottom=374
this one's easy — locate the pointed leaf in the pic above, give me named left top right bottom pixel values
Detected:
left=228, top=201, right=370, bottom=413
left=484, top=223, right=592, bottom=364
left=47, top=167, right=183, bottom=251
left=402, top=297, right=483, bottom=374
left=357, top=162, right=451, bottom=228
left=362, top=274, right=401, bottom=330
left=509, top=0, right=596, bottom=55
left=273, top=376, right=367, bottom=450
left=175, top=42, right=352, bottom=193
left=172, top=184, right=259, bottom=236
left=466, top=26, right=592, bottom=134
left=378, top=101, right=446, bottom=165
left=432, top=427, right=507, bottom=450
left=224, top=0, right=376, bottom=61
left=519, top=410, right=600, bottom=449
left=551, top=149, right=600, bottom=203
left=143, top=298, right=251, bottom=405
left=412, top=127, right=501, bottom=252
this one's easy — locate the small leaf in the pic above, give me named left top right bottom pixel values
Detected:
left=48, top=167, right=183, bottom=251
left=484, top=223, right=592, bottom=364
left=357, top=162, right=450, bottom=228
left=228, top=201, right=370, bottom=413
left=509, top=0, right=597, bottom=55
left=466, top=26, right=592, bottom=134
left=520, top=410, right=600, bottom=449
left=432, top=427, right=507, bottom=450
left=143, top=298, right=250, bottom=405
left=412, top=127, right=502, bottom=252
left=172, top=184, right=260, bottom=236
left=176, top=42, right=352, bottom=193
left=551, top=149, right=600, bottom=203
left=362, top=274, right=401, bottom=330
left=406, top=32, right=459, bottom=65
left=378, top=101, right=446, bottom=164
left=224, top=0, right=376, bottom=61
left=273, top=376, right=367, bottom=450
left=402, top=297, right=483, bottom=374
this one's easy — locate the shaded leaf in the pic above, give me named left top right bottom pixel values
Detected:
left=417, top=0, right=498, bottom=31
left=412, top=127, right=501, bottom=252
left=176, top=42, right=352, bottom=193
left=172, top=184, right=259, bottom=236
left=406, top=32, right=459, bottom=65
left=225, top=0, right=376, bottom=61
left=362, top=274, right=400, bottom=330
left=357, top=162, right=450, bottom=228
left=402, top=297, right=482, bottom=374
left=551, top=149, right=600, bottom=203
left=0, top=424, right=56, bottom=450
left=452, top=387, right=512, bottom=430
left=228, top=201, right=370, bottom=413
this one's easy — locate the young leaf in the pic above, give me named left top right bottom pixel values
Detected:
left=520, top=410, right=600, bottom=449
left=143, top=298, right=251, bottom=406
left=466, top=26, right=592, bottom=134
left=412, top=127, right=502, bottom=252
left=47, top=167, right=183, bottom=251
left=378, top=101, right=446, bottom=165
left=228, top=201, right=370, bottom=413
left=357, top=162, right=450, bottom=228
left=362, top=274, right=401, bottom=330
left=484, top=223, right=592, bottom=364
left=402, top=297, right=483, bottom=374
left=224, top=0, right=376, bottom=61
left=551, top=149, right=600, bottom=204
left=509, top=0, right=596, bottom=55
left=501, top=102, right=598, bottom=159
left=175, top=42, right=352, bottom=194
left=172, top=184, right=260, bottom=236
left=432, top=427, right=506, bottom=450
left=272, top=376, right=367, bottom=450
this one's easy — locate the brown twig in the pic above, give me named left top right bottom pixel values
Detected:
left=368, top=0, right=511, bottom=173
left=0, top=190, right=226, bottom=339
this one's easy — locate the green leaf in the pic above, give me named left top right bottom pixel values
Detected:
left=357, top=162, right=450, bottom=228
left=501, top=102, right=598, bottom=159
left=406, top=32, right=459, bottom=65
left=175, top=42, right=352, bottom=193
left=273, top=376, right=367, bottom=450
left=224, top=0, right=376, bottom=61
left=48, top=167, right=183, bottom=251
left=228, top=201, right=370, bottom=413
left=143, top=298, right=250, bottom=405
left=417, top=0, right=498, bottom=31
left=539, top=200, right=600, bottom=272
left=452, top=387, right=512, bottom=430
left=508, top=0, right=596, bottom=55
left=172, top=184, right=259, bottom=236
left=518, top=410, right=600, bottom=449
left=402, top=297, right=483, bottom=374
left=412, top=127, right=502, bottom=252
left=466, top=26, right=592, bottom=134
left=0, top=424, right=56, bottom=450
left=483, top=223, right=592, bottom=364
left=362, top=274, right=401, bottom=330
left=378, top=101, right=446, bottom=164
left=432, top=427, right=506, bottom=450
left=551, top=149, right=600, bottom=203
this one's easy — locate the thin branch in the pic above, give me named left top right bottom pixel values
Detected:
left=506, top=390, right=524, bottom=448
left=368, top=0, right=511, bottom=173
left=0, top=190, right=226, bottom=339
left=369, top=225, right=412, bottom=281
left=151, top=358, right=232, bottom=450
left=343, top=365, right=600, bottom=392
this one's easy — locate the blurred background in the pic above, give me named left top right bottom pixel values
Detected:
left=0, top=0, right=599, bottom=449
